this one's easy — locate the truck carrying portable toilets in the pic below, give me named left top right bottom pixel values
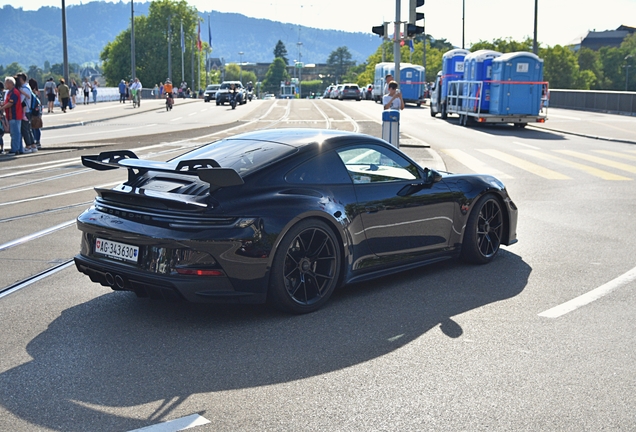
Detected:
left=462, top=50, right=502, bottom=112
left=441, top=51, right=549, bottom=128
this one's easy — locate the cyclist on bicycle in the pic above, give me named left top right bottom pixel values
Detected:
left=130, top=77, right=142, bottom=108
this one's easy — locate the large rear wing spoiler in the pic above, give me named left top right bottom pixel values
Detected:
left=81, top=150, right=244, bottom=189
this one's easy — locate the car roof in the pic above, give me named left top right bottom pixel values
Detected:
left=223, top=128, right=370, bottom=149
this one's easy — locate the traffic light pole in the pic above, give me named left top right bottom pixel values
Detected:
left=394, top=0, right=401, bottom=90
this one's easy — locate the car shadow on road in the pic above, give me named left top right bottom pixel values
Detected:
left=0, top=250, right=530, bottom=431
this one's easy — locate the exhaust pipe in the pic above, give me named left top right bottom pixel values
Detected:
left=105, top=272, right=115, bottom=286
left=115, top=275, right=126, bottom=290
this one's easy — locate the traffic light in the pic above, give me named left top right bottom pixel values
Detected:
left=407, top=0, right=425, bottom=37
left=372, top=22, right=389, bottom=39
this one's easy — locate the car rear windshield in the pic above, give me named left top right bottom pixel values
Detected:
left=171, top=139, right=297, bottom=176
left=220, top=83, right=241, bottom=89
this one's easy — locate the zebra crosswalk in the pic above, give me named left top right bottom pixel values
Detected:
left=440, top=147, right=636, bottom=181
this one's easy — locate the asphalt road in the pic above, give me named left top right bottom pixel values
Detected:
left=0, top=97, right=635, bottom=431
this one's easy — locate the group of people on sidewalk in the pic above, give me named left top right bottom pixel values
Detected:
left=43, top=77, right=98, bottom=114
left=0, top=73, right=43, bottom=155
left=118, top=78, right=143, bottom=105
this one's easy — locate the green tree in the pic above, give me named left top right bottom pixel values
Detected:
left=223, top=63, right=257, bottom=86
left=262, top=57, right=289, bottom=94
left=1, top=62, right=24, bottom=78
left=598, top=47, right=629, bottom=90
left=470, top=37, right=533, bottom=53
left=327, top=46, right=355, bottom=84
left=577, top=47, right=603, bottom=89
left=541, top=45, right=581, bottom=89
left=101, top=0, right=205, bottom=88
left=273, top=40, right=289, bottom=65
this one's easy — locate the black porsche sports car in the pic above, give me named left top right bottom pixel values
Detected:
left=75, top=128, right=518, bottom=314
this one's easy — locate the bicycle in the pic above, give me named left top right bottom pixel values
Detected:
left=131, top=89, right=140, bottom=108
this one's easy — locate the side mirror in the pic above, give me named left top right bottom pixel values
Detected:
left=424, top=168, right=442, bottom=184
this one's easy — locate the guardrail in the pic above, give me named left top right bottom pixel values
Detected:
left=549, top=89, right=636, bottom=116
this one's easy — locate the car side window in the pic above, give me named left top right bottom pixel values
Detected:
left=337, top=145, right=420, bottom=184
left=286, top=151, right=352, bottom=185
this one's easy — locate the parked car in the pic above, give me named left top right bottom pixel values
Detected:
left=203, top=84, right=220, bottom=102
left=216, top=81, right=246, bottom=106
left=338, top=83, right=362, bottom=101
left=363, top=84, right=374, bottom=100
left=330, top=85, right=343, bottom=99
left=75, top=128, right=518, bottom=314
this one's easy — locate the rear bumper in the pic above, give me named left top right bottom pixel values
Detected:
left=75, top=255, right=266, bottom=304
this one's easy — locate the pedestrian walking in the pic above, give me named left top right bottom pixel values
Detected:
left=1, top=76, right=25, bottom=155
left=0, top=81, right=5, bottom=154
left=82, top=78, right=91, bottom=104
left=44, top=77, right=57, bottom=113
left=92, top=80, right=99, bottom=104
left=57, top=78, right=70, bottom=113
left=153, top=84, right=159, bottom=99
left=70, top=79, right=78, bottom=107
left=119, top=79, right=127, bottom=103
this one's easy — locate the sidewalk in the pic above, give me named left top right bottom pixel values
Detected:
left=528, top=108, right=636, bottom=145
left=40, top=97, right=200, bottom=131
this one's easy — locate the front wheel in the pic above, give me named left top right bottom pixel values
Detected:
left=269, top=219, right=341, bottom=314
left=461, top=194, right=504, bottom=264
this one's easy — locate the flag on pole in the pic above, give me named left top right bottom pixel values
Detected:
left=180, top=21, right=185, bottom=53
left=197, top=22, right=202, bottom=51
left=408, top=39, right=414, bottom=53
left=208, top=15, right=212, bottom=49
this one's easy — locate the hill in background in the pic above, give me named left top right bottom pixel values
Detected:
left=0, top=2, right=380, bottom=69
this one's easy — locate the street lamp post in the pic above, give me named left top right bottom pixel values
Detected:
left=131, top=0, right=135, bottom=80
left=297, top=42, right=303, bottom=98
left=61, top=0, right=69, bottom=83
left=625, top=55, right=633, bottom=91
left=462, top=0, right=465, bottom=49
left=238, top=51, right=244, bottom=83
left=533, top=0, right=539, bottom=55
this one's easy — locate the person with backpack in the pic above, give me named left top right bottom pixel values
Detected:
left=29, top=78, right=42, bottom=149
left=16, top=73, right=37, bottom=153
left=1, top=77, right=25, bottom=155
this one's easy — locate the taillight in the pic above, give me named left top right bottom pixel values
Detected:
left=176, top=269, right=225, bottom=276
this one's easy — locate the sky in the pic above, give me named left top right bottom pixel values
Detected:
left=3, top=0, right=636, bottom=48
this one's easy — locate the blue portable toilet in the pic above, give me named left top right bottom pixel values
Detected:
left=463, top=50, right=502, bottom=112
left=399, top=64, right=426, bottom=105
left=489, top=52, right=544, bottom=116
left=441, top=49, right=469, bottom=100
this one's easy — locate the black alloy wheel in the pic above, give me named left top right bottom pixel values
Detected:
left=461, top=194, right=504, bottom=264
left=269, top=220, right=341, bottom=314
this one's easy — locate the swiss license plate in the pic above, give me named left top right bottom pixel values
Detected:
left=95, top=238, right=139, bottom=263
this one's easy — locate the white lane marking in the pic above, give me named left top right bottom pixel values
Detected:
left=0, top=181, right=121, bottom=207
left=53, top=123, right=156, bottom=139
left=538, top=265, right=636, bottom=318
left=512, top=141, right=541, bottom=150
left=188, top=112, right=197, bottom=116
left=127, top=414, right=210, bottom=432
left=170, top=117, right=183, bottom=122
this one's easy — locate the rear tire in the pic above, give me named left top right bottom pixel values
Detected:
left=269, top=219, right=341, bottom=314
